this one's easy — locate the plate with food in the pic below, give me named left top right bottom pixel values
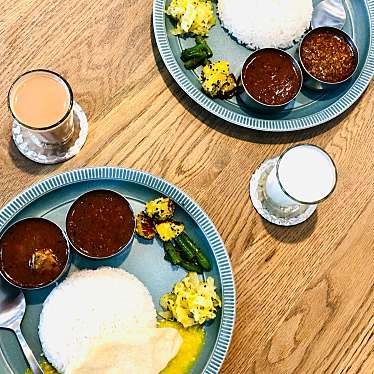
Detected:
left=153, top=0, right=374, bottom=131
left=0, top=167, right=235, bottom=374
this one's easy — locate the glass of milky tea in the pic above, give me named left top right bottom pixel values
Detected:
left=250, top=144, right=337, bottom=226
left=8, top=69, right=88, bottom=164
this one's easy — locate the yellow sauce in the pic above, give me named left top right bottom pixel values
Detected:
left=25, top=321, right=204, bottom=374
left=158, top=320, right=205, bottom=374
left=25, top=361, right=58, bottom=374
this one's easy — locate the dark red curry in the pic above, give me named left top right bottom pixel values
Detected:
left=242, top=49, right=301, bottom=106
left=300, top=29, right=357, bottom=83
left=66, top=190, right=135, bottom=258
left=0, top=218, right=69, bottom=288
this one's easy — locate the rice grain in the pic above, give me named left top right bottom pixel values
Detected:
left=39, top=267, right=156, bottom=373
left=217, top=0, right=313, bottom=49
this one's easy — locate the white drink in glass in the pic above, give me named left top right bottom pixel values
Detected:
left=276, top=144, right=337, bottom=204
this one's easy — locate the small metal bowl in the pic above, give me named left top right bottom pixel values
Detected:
left=66, top=189, right=135, bottom=260
left=298, top=26, right=359, bottom=91
left=239, top=48, right=303, bottom=112
left=0, top=218, right=71, bottom=290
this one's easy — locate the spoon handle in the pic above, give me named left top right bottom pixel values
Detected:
left=14, top=328, right=43, bottom=374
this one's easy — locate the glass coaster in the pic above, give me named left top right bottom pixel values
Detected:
left=12, top=102, right=88, bottom=164
left=249, top=157, right=317, bottom=226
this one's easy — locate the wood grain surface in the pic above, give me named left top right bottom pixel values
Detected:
left=0, top=1, right=373, bottom=373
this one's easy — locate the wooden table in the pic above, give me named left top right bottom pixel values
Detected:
left=0, top=1, right=373, bottom=373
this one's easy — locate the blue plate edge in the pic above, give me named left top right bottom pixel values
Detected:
left=152, top=0, right=374, bottom=132
left=0, top=167, right=236, bottom=374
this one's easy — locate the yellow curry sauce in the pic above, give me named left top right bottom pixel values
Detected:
left=25, top=321, right=204, bottom=374
left=158, top=320, right=205, bottom=374
left=25, top=361, right=58, bottom=374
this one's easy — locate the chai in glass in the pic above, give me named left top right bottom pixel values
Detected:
left=8, top=70, right=74, bottom=144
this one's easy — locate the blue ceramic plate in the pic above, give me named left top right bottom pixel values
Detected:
left=0, top=167, right=235, bottom=374
left=153, top=0, right=374, bottom=131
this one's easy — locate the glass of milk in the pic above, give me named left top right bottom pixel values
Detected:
left=250, top=144, right=337, bottom=226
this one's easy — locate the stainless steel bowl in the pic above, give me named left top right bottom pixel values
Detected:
left=0, top=217, right=71, bottom=290
left=239, top=48, right=303, bottom=112
left=66, top=189, right=135, bottom=260
left=298, top=26, right=359, bottom=91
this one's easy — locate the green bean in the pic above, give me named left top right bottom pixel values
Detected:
left=201, top=43, right=213, bottom=58
left=163, top=241, right=182, bottom=265
left=175, top=235, right=195, bottom=260
left=195, top=36, right=213, bottom=57
left=164, top=253, right=172, bottom=263
left=195, top=36, right=205, bottom=44
left=181, top=42, right=212, bottom=63
left=178, top=232, right=212, bottom=271
left=184, top=56, right=207, bottom=70
left=180, top=44, right=208, bottom=61
left=179, top=260, right=204, bottom=274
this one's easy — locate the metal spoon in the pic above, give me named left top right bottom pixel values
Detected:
left=0, top=290, right=43, bottom=374
left=312, top=0, right=347, bottom=30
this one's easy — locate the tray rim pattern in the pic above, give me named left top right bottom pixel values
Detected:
left=153, top=0, right=374, bottom=132
left=0, top=167, right=236, bottom=374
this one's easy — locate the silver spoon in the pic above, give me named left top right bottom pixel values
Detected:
left=0, top=290, right=43, bottom=374
left=312, top=0, right=347, bottom=30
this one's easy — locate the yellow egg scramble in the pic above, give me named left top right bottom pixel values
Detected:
left=159, top=320, right=205, bottom=374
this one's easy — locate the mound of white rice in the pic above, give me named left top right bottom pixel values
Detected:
left=218, top=0, right=313, bottom=49
left=39, top=267, right=156, bottom=373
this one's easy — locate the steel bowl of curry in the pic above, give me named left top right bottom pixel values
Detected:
left=239, top=48, right=303, bottom=111
left=0, top=218, right=70, bottom=289
left=66, top=189, right=135, bottom=260
left=299, top=26, right=359, bottom=91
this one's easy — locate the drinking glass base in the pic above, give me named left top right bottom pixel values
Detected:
left=249, top=157, right=317, bottom=226
left=12, top=102, right=88, bottom=164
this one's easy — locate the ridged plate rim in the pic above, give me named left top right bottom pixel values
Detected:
left=0, top=167, right=236, bottom=374
left=153, top=0, right=374, bottom=132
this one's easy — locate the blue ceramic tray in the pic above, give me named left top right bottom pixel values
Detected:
left=0, top=167, right=235, bottom=374
left=153, top=0, right=374, bottom=131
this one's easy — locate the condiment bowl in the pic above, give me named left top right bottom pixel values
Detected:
left=0, top=218, right=71, bottom=290
left=239, top=48, right=303, bottom=112
left=66, top=189, right=135, bottom=260
left=298, top=26, right=359, bottom=91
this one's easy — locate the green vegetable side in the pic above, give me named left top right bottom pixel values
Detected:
left=165, top=0, right=237, bottom=98
left=135, top=197, right=212, bottom=274
left=180, top=36, right=213, bottom=70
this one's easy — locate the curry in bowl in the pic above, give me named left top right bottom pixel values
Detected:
left=0, top=218, right=70, bottom=289
left=66, top=190, right=135, bottom=259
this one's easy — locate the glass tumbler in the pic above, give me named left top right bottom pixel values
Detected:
left=8, top=69, right=88, bottom=164
left=250, top=144, right=337, bottom=226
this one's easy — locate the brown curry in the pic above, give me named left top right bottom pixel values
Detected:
left=300, top=29, right=357, bottom=83
left=242, top=49, right=301, bottom=106
left=66, top=190, right=135, bottom=258
left=0, top=218, right=69, bottom=288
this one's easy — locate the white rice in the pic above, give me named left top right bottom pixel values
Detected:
left=39, top=267, right=156, bottom=373
left=217, top=0, right=313, bottom=49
